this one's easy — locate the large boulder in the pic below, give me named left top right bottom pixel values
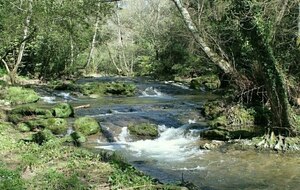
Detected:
left=128, top=123, right=159, bottom=139
left=74, top=117, right=100, bottom=136
left=26, top=118, right=68, bottom=134
left=201, top=101, right=264, bottom=140
left=2, top=86, right=39, bottom=105
left=52, top=103, right=74, bottom=118
left=8, top=105, right=53, bottom=124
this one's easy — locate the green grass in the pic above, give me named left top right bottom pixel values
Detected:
left=0, top=121, right=183, bottom=190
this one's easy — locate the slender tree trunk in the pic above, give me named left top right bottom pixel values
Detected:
left=171, top=0, right=235, bottom=74
left=106, top=44, right=122, bottom=74
left=270, top=0, right=289, bottom=42
left=235, top=0, right=293, bottom=135
left=116, top=10, right=130, bottom=75
left=85, top=15, right=100, bottom=72
left=298, top=2, right=300, bottom=46
left=10, top=0, right=32, bottom=84
left=70, top=36, right=74, bottom=72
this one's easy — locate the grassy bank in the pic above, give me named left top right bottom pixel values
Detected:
left=0, top=122, right=183, bottom=190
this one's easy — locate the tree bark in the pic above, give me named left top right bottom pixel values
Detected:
left=298, top=2, right=300, bottom=47
left=85, top=3, right=101, bottom=73
left=10, top=0, right=33, bottom=84
left=235, top=0, right=293, bottom=135
left=171, top=0, right=236, bottom=75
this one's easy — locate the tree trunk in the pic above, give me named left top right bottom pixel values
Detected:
left=10, top=0, right=33, bottom=84
left=85, top=15, right=100, bottom=72
left=298, top=2, right=300, bottom=47
left=171, top=0, right=236, bottom=75
left=235, top=0, right=293, bottom=135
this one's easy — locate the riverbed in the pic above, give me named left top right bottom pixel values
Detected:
left=39, top=77, right=300, bottom=190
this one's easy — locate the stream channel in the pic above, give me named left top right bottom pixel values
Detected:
left=38, top=77, right=300, bottom=190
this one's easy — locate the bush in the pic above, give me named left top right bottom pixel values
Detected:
left=0, top=167, right=24, bottom=190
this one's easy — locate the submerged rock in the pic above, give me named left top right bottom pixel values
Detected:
left=1, top=86, right=39, bottom=105
left=52, top=103, right=74, bottom=118
left=128, top=123, right=159, bottom=139
left=74, top=117, right=100, bottom=136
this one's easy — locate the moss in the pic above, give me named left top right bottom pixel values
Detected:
left=16, top=123, right=31, bottom=132
left=52, top=103, right=74, bottom=118
left=49, top=81, right=78, bottom=91
left=201, top=128, right=230, bottom=141
left=10, top=105, right=53, bottom=118
left=32, top=129, right=56, bottom=145
left=105, top=82, right=136, bottom=96
left=209, top=116, right=227, bottom=127
left=79, top=82, right=136, bottom=96
left=128, top=123, right=159, bottom=139
left=0, top=110, right=7, bottom=121
left=0, top=166, right=25, bottom=190
left=70, top=131, right=87, bottom=147
left=3, top=86, right=39, bottom=105
left=203, top=101, right=225, bottom=119
left=27, top=118, right=68, bottom=134
left=74, top=117, right=100, bottom=136
left=190, top=74, right=221, bottom=90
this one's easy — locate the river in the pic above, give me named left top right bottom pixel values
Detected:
left=39, top=77, right=300, bottom=190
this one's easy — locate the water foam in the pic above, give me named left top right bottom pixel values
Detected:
left=41, top=96, right=56, bottom=104
left=139, top=87, right=168, bottom=98
left=96, top=124, right=204, bottom=162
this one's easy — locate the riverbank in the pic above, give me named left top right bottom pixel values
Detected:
left=0, top=121, right=190, bottom=190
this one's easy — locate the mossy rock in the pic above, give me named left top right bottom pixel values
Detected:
left=79, top=82, right=106, bottom=96
left=9, top=105, right=53, bottom=123
left=201, top=128, right=230, bottom=141
left=26, top=118, right=68, bottom=134
left=128, top=123, right=159, bottom=139
left=205, top=103, right=255, bottom=128
left=3, top=86, right=39, bottom=105
left=74, top=117, right=100, bottom=136
left=50, top=81, right=78, bottom=91
left=11, top=105, right=53, bottom=118
left=105, top=82, right=136, bottom=96
left=79, top=82, right=136, bottom=96
left=52, top=103, right=74, bottom=118
left=16, top=123, right=31, bottom=132
left=32, top=129, right=56, bottom=145
left=70, top=131, right=87, bottom=146
left=190, top=75, right=221, bottom=90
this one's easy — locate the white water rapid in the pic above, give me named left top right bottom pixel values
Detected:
left=96, top=123, right=205, bottom=162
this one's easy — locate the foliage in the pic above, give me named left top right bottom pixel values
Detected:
left=0, top=166, right=24, bottom=190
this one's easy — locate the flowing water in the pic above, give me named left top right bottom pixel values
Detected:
left=39, top=77, right=300, bottom=190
